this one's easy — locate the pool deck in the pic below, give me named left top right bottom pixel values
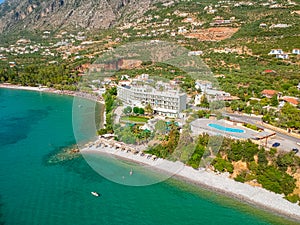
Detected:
left=190, top=119, right=266, bottom=140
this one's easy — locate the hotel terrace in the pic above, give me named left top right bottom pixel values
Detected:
left=117, top=85, right=187, bottom=117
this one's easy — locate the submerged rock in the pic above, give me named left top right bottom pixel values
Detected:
left=47, top=145, right=81, bottom=165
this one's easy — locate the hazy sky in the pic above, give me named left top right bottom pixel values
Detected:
left=0, top=0, right=4, bottom=4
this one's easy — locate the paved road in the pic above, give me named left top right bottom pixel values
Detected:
left=223, top=113, right=300, bottom=154
left=224, top=113, right=300, bottom=142
left=114, top=106, right=123, bottom=124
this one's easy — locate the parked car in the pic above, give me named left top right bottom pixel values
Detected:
left=272, top=142, right=280, bottom=147
left=292, top=148, right=299, bottom=154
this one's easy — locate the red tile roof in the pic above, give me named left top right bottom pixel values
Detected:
left=261, top=89, right=278, bottom=96
left=264, top=69, right=276, bottom=73
left=282, top=96, right=299, bottom=105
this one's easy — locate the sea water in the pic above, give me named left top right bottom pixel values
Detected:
left=0, top=88, right=298, bottom=225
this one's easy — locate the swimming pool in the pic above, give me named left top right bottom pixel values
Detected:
left=208, top=123, right=245, bottom=133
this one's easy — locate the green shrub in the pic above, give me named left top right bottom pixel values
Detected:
left=285, top=194, right=300, bottom=204
left=213, top=157, right=234, bottom=174
left=257, top=166, right=296, bottom=196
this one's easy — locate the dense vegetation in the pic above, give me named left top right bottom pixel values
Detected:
left=114, top=123, right=152, bottom=145
left=97, top=87, right=117, bottom=135
left=211, top=137, right=300, bottom=200
left=262, top=102, right=300, bottom=129
left=145, top=123, right=180, bottom=158
left=145, top=127, right=300, bottom=201
left=0, top=64, right=80, bottom=90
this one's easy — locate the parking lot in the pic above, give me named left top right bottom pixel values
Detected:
left=266, top=136, right=299, bottom=155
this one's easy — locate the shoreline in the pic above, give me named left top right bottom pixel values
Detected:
left=82, top=137, right=300, bottom=222
left=2, top=83, right=300, bottom=222
left=0, top=83, right=105, bottom=104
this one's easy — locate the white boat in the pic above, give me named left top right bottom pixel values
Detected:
left=91, top=191, right=100, bottom=197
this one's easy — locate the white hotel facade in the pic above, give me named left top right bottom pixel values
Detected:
left=117, top=85, right=187, bottom=117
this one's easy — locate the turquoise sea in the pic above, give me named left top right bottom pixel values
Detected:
left=0, top=88, right=298, bottom=225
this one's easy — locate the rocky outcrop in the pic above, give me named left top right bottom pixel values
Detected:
left=0, top=0, right=164, bottom=34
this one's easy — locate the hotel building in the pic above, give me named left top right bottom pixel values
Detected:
left=117, top=85, right=187, bottom=117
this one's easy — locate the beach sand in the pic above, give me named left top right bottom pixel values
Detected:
left=0, top=83, right=104, bottom=104
left=81, top=139, right=300, bottom=222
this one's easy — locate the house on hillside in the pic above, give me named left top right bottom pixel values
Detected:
left=268, top=49, right=283, bottom=55
left=263, top=69, right=277, bottom=74
left=119, top=80, right=131, bottom=86
left=292, top=49, right=300, bottom=55
left=178, top=27, right=187, bottom=34
left=281, top=96, right=299, bottom=107
left=188, top=51, right=203, bottom=56
left=259, top=23, right=267, bottom=28
left=9, top=62, right=16, bottom=68
left=261, top=89, right=278, bottom=98
left=276, top=53, right=289, bottom=59
left=297, top=83, right=300, bottom=90
left=270, top=24, right=291, bottom=28
left=195, top=80, right=213, bottom=92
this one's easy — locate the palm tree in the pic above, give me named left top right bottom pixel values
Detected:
left=144, top=103, right=153, bottom=115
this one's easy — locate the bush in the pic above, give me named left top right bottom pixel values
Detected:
left=245, top=123, right=259, bottom=131
left=213, top=157, right=234, bottom=174
left=285, top=194, right=300, bottom=204
left=227, top=140, right=259, bottom=162
left=269, top=148, right=277, bottom=156
left=234, top=171, right=247, bottom=183
left=188, top=144, right=206, bottom=169
left=276, top=152, right=295, bottom=172
left=123, top=106, right=132, bottom=115
left=257, top=166, right=296, bottom=196
left=97, top=128, right=107, bottom=135
left=257, top=149, right=268, bottom=166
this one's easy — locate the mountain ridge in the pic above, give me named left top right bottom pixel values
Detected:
left=0, top=0, right=164, bottom=34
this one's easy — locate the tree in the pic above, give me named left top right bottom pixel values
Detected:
left=144, top=104, right=153, bottom=115
left=258, top=149, right=268, bottom=166
left=155, top=120, right=167, bottom=134
left=210, top=101, right=225, bottom=110
left=165, top=125, right=180, bottom=154
left=212, top=157, right=234, bottom=173
left=230, top=100, right=246, bottom=112
left=104, top=93, right=114, bottom=113
left=138, top=107, right=145, bottom=115
left=257, top=166, right=296, bottom=196
left=197, top=110, right=209, bottom=118
left=244, top=106, right=252, bottom=114
left=276, top=152, right=295, bottom=172
left=200, top=94, right=209, bottom=108
left=123, top=106, right=132, bottom=115
left=278, top=103, right=300, bottom=129
left=270, top=94, right=278, bottom=107
left=133, top=106, right=140, bottom=114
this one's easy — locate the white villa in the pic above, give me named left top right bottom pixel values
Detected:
left=268, top=49, right=283, bottom=55
left=292, top=49, right=300, bottom=55
left=117, top=85, right=187, bottom=117
left=188, top=51, right=203, bottom=56
left=276, top=53, right=289, bottom=59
